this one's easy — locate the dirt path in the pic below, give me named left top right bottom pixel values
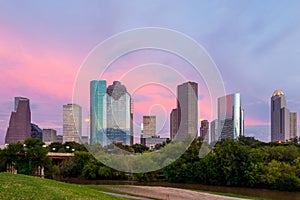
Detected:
left=108, top=186, right=249, bottom=200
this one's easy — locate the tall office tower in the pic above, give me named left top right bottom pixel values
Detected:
left=200, top=119, right=209, bottom=142
left=130, top=99, right=134, bottom=145
left=5, top=97, right=31, bottom=144
left=170, top=108, right=178, bottom=140
left=142, top=116, right=156, bottom=138
left=42, top=129, right=57, bottom=145
left=106, top=81, right=132, bottom=146
left=176, top=81, right=198, bottom=141
left=63, top=104, right=82, bottom=144
left=90, top=80, right=107, bottom=144
left=271, top=90, right=297, bottom=142
left=210, top=119, right=219, bottom=144
left=218, top=93, right=244, bottom=140
left=290, top=112, right=298, bottom=139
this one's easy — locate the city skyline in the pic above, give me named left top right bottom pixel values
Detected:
left=1, top=1, right=300, bottom=144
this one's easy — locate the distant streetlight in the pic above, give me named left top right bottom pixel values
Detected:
left=72, top=148, right=75, bottom=152
left=52, top=147, right=56, bottom=151
left=42, top=145, right=47, bottom=148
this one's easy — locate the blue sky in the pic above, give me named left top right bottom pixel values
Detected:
left=0, top=0, right=300, bottom=144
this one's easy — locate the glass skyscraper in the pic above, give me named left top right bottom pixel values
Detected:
left=105, top=81, right=132, bottom=146
left=90, top=80, right=107, bottom=144
left=218, top=93, right=244, bottom=140
left=90, top=80, right=133, bottom=146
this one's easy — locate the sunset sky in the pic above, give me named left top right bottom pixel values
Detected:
left=1, top=1, right=300, bottom=144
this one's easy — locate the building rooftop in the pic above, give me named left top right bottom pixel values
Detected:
left=272, top=90, right=284, bottom=97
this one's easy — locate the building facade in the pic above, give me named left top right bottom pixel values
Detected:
left=210, top=119, right=219, bottom=144
left=105, top=81, right=132, bottom=146
left=63, top=104, right=82, bottom=144
left=90, top=80, right=107, bottom=144
left=5, top=97, right=31, bottom=144
left=176, top=81, right=198, bottom=141
left=142, top=116, right=156, bottom=139
left=42, top=129, right=57, bottom=145
left=290, top=112, right=298, bottom=139
left=218, top=93, right=244, bottom=140
left=271, top=90, right=297, bottom=142
left=200, top=119, right=209, bottom=142
left=170, top=108, right=178, bottom=140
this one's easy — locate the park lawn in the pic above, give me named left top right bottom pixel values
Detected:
left=0, top=173, right=124, bottom=200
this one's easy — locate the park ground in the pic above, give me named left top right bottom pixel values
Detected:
left=0, top=173, right=254, bottom=200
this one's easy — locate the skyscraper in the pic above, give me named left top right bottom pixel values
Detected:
left=218, top=93, right=244, bottom=140
left=142, top=116, right=156, bottom=138
left=5, top=97, right=31, bottom=144
left=42, top=128, right=57, bottom=145
left=210, top=119, right=219, bottom=144
left=63, top=104, right=82, bottom=144
left=90, top=80, right=107, bottom=144
left=200, top=119, right=209, bottom=142
left=105, top=81, right=132, bottom=146
left=176, top=81, right=198, bottom=141
left=170, top=108, right=178, bottom=139
left=290, top=112, right=297, bottom=139
left=271, top=90, right=297, bottom=142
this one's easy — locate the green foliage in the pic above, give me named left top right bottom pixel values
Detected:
left=131, top=144, right=149, bottom=153
left=163, top=137, right=300, bottom=191
left=0, top=138, right=52, bottom=176
left=264, top=160, right=299, bottom=191
left=60, top=151, right=92, bottom=177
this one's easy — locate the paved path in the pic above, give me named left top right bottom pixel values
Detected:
left=108, top=186, right=249, bottom=200
left=102, top=191, right=154, bottom=200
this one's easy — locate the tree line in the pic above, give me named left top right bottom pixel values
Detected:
left=0, top=137, right=300, bottom=191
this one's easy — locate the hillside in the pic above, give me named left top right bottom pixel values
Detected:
left=0, top=173, right=124, bottom=200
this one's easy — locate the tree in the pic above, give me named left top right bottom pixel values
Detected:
left=264, top=160, right=299, bottom=191
left=60, top=151, right=92, bottom=177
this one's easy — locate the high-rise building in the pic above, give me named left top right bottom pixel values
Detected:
left=200, top=119, right=209, bottom=142
left=290, top=112, right=297, bottom=139
left=142, top=116, right=156, bottom=138
left=176, top=81, right=198, bottom=141
left=210, top=119, right=219, bottom=144
left=90, top=80, right=107, bottom=144
left=42, top=129, right=57, bottom=145
left=105, top=81, right=132, bottom=146
left=170, top=108, right=178, bottom=140
left=218, top=93, right=244, bottom=140
left=63, top=104, right=82, bottom=144
left=5, top=97, right=31, bottom=144
left=271, top=90, right=297, bottom=142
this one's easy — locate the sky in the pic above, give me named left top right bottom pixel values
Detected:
left=1, top=0, right=300, bottom=144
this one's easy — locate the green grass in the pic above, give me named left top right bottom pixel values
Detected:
left=0, top=173, right=125, bottom=200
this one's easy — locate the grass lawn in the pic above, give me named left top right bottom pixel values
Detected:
left=0, top=173, right=125, bottom=200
